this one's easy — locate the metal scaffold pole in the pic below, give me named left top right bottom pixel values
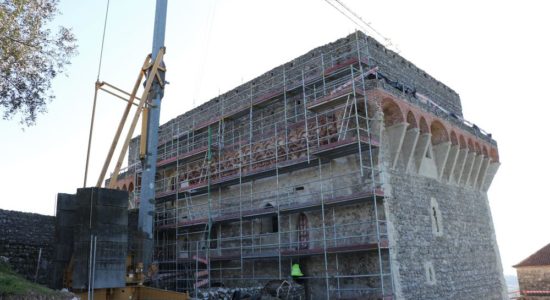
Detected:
left=355, top=32, right=390, bottom=296
left=138, top=0, right=168, bottom=273
left=143, top=35, right=398, bottom=297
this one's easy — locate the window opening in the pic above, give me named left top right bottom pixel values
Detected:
left=432, top=207, right=439, bottom=233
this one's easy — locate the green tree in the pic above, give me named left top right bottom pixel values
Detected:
left=0, top=0, right=77, bottom=126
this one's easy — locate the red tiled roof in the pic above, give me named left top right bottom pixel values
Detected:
left=514, top=243, right=550, bottom=268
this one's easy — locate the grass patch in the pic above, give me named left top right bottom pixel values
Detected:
left=0, top=260, right=56, bottom=297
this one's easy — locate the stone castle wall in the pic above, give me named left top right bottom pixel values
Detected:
left=0, top=209, right=55, bottom=287
left=380, top=122, right=506, bottom=299
left=123, top=31, right=504, bottom=299
left=385, top=171, right=506, bottom=299
left=129, top=31, right=470, bottom=165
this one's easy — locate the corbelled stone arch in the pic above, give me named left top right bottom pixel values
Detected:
left=469, top=142, right=485, bottom=186
left=467, top=139, right=475, bottom=152
left=460, top=139, right=477, bottom=186
left=382, top=98, right=405, bottom=127
left=474, top=143, right=482, bottom=155
left=430, top=120, right=451, bottom=179
left=482, top=146, right=489, bottom=157
left=480, top=147, right=501, bottom=192
left=399, top=111, right=420, bottom=170
left=412, top=116, right=431, bottom=174
left=406, top=111, right=418, bottom=129
left=419, top=117, right=429, bottom=135
left=382, top=98, right=406, bottom=169
left=452, top=135, right=469, bottom=184
left=474, top=145, right=492, bottom=190
left=490, top=148, right=499, bottom=162
left=459, top=135, right=467, bottom=149
left=450, top=131, right=459, bottom=146
left=442, top=131, right=461, bottom=182
left=430, top=121, right=449, bottom=145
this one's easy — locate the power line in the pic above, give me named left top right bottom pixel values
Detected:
left=193, top=0, right=218, bottom=108
left=323, top=0, right=366, bottom=33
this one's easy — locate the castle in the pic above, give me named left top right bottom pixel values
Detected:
left=114, top=31, right=506, bottom=299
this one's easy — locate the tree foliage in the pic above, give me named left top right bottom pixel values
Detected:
left=0, top=0, right=77, bottom=126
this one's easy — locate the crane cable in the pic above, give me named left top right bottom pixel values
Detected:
left=193, top=0, right=218, bottom=107
left=323, top=0, right=401, bottom=53
left=96, top=0, right=111, bottom=80
left=84, top=0, right=111, bottom=187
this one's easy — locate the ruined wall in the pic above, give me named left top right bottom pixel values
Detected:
left=384, top=160, right=506, bottom=298
left=0, top=209, right=55, bottom=286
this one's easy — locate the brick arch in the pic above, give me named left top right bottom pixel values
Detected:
left=430, top=120, right=449, bottom=145
left=474, top=142, right=482, bottom=154
left=482, top=146, right=489, bottom=157
left=382, top=98, right=404, bottom=127
left=467, top=139, right=475, bottom=152
left=450, top=131, right=459, bottom=146
left=490, top=148, right=499, bottom=162
left=128, top=182, right=134, bottom=193
left=122, top=184, right=127, bottom=191
left=459, top=135, right=467, bottom=149
left=406, top=111, right=417, bottom=129
left=419, top=117, right=429, bottom=134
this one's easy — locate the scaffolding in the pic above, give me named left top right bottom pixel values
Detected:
left=123, top=32, right=394, bottom=299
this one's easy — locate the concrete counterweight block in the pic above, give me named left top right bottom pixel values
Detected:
left=71, top=187, right=129, bottom=290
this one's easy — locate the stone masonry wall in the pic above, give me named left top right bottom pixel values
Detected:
left=365, top=36, right=463, bottom=117
left=129, top=31, right=467, bottom=165
left=129, top=30, right=503, bottom=299
left=517, top=266, right=550, bottom=298
left=0, top=209, right=55, bottom=287
left=385, top=167, right=507, bottom=299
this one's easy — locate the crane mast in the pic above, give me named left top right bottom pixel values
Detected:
left=138, top=0, right=168, bottom=273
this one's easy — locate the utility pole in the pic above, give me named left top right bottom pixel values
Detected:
left=138, top=0, right=167, bottom=273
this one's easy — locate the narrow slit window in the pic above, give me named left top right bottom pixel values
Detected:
left=430, top=197, right=443, bottom=237
left=424, top=261, right=436, bottom=285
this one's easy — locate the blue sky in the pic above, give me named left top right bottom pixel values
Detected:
left=1, top=0, right=549, bottom=276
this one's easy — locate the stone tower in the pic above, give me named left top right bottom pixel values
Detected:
left=116, top=31, right=505, bottom=299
